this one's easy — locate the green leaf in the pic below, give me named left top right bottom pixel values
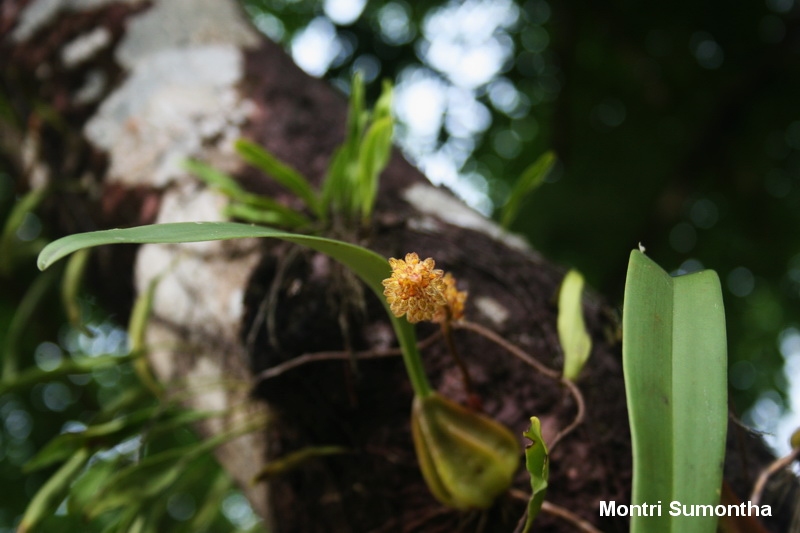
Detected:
left=87, top=453, right=187, bottom=517
left=86, top=417, right=267, bottom=517
left=622, top=250, right=727, bottom=533
left=557, top=269, right=592, bottom=380
left=0, top=351, right=141, bottom=396
left=61, top=248, right=93, bottom=336
left=37, top=221, right=432, bottom=397
left=186, top=159, right=311, bottom=227
left=223, top=203, right=310, bottom=228
left=18, top=447, right=91, bottom=533
left=500, top=151, right=555, bottom=229
left=321, top=72, right=367, bottom=218
left=128, top=273, right=162, bottom=397
left=252, top=445, right=349, bottom=482
left=185, top=470, right=232, bottom=533
left=0, top=185, right=49, bottom=275
left=234, top=139, right=322, bottom=218
left=321, top=144, right=355, bottom=217
left=2, top=266, right=60, bottom=379
left=373, top=79, right=393, bottom=121
left=68, top=454, right=121, bottom=515
left=522, top=417, right=549, bottom=533
left=357, top=115, right=394, bottom=222
left=24, top=406, right=157, bottom=472
left=183, top=159, right=246, bottom=199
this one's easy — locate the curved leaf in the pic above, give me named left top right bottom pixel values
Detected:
left=18, top=448, right=91, bottom=533
left=37, top=222, right=432, bottom=397
left=234, top=139, right=322, bottom=218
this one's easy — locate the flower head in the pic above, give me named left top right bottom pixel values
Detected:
left=382, top=253, right=447, bottom=323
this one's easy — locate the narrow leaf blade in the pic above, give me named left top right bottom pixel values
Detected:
left=37, top=221, right=431, bottom=397
left=18, top=448, right=91, bottom=532
left=358, top=116, right=394, bottom=222
left=234, top=139, right=321, bottom=217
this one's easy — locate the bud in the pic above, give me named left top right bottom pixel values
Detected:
left=411, top=393, right=519, bottom=509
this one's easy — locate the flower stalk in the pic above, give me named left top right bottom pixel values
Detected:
left=382, top=254, right=473, bottom=398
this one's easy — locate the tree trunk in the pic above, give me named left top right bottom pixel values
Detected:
left=1, top=1, right=794, bottom=531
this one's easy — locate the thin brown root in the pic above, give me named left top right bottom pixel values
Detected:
left=455, top=320, right=586, bottom=451
left=548, top=378, right=586, bottom=451
left=541, top=501, right=602, bottom=533
left=252, top=331, right=441, bottom=384
left=455, top=320, right=559, bottom=380
left=750, top=445, right=800, bottom=505
left=441, top=320, right=476, bottom=403
left=509, top=489, right=601, bottom=533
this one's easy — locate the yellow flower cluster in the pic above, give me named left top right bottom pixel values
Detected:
left=434, top=273, right=467, bottom=323
left=382, top=253, right=467, bottom=324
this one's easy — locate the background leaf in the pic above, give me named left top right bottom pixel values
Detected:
left=500, top=151, right=555, bottom=229
left=557, top=269, right=592, bottom=380
left=234, top=140, right=322, bottom=219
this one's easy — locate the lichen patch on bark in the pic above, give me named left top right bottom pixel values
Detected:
left=402, top=183, right=530, bottom=251
left=84, top=45, right=255, bottom=187
left=115, top=0, right=259, bottom=69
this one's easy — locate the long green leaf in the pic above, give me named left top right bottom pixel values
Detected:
left=61, top=248, right=93, bottom=336
left=234, top=139, right=322, bottom=218
left=186, top=159, right=311, bottom=227
left=357, top=115, right=394, bottom=222
left=223, top=203, right=310, bottom=228
left=522, top=417, right=549, bottom=533
left=86, top=416, right=268, bottom=517
left=622, top=250, right=727, bottom=533
left=3, top=266, right=60, bottom=379
left=128, top=273, right=162, bottom=397
left=18, top=447, right=91, bottom=533
left=321, top=72, right=367, bottom=217
left=252, top=445, right=349, bottom=482
left=0, top=351, right=141, bottom=396
left=24, top=406, right=157, bottom=472
left=0, top=185, right=49, bottom=275
left=37, top=222, right=432, bottom=397
left=183, top=159, right=245, bottom=199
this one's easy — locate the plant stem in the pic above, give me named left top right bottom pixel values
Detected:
left=440, top=320, right=475, bottom=402
left=394, top=316, right=434, bottom=397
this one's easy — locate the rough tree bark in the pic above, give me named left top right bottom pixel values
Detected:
left=1, top=1, right=795, bottom=532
